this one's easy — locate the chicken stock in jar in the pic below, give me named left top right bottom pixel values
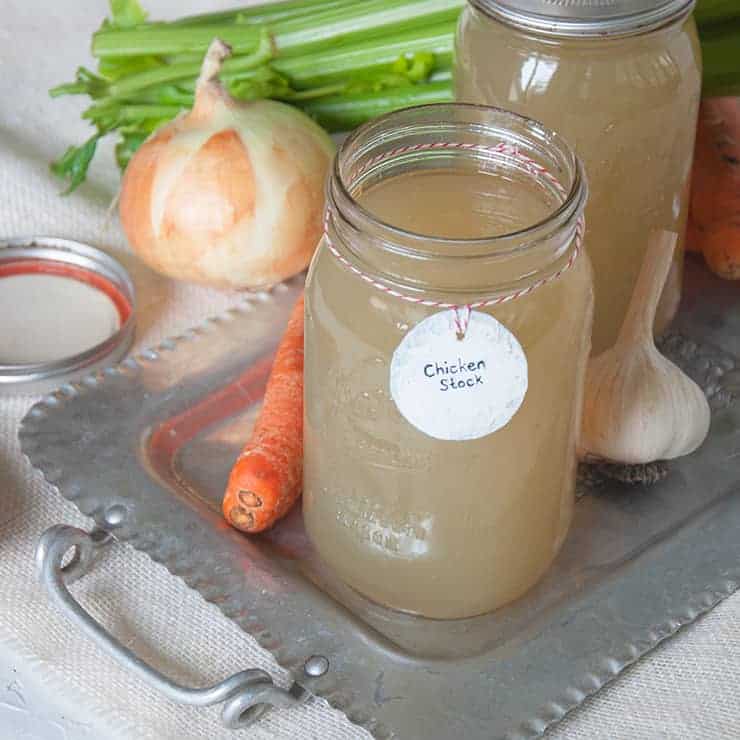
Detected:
left=456, top=0, right=702, bottom=354
left=304, top=104, right=593, bottom=619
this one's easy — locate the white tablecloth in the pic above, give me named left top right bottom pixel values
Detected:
left=0, top=2, right=738, bottom=738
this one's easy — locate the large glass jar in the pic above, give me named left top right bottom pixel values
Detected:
left=303, top=104, right=593, bottom=619
left=456, top=0, right=701, bottom=354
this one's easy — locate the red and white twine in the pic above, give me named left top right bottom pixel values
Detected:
left=324, top=142, right=584, bottom=339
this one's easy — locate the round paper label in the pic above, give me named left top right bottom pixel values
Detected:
left=389, top=310, right=528, bottom=441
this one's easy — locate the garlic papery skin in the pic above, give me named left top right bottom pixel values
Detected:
left=580, top=231, right=711, bottom=464
left=119, top=39, right=335, bottom=290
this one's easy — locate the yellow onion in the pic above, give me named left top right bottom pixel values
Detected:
left=119, top=39, right=335, bottom=289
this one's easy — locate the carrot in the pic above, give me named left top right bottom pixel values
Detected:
left=689, top=97, right=740, bottom=279
left=222, top=293, right=304, bottom=533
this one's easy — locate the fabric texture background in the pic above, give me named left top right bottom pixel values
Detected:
left=0, top=2, right=738, bottom=738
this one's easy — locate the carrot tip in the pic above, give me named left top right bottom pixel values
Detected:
left=229, top=506, right=255, bottom=531
left=237, top=489, right=263, bottom=508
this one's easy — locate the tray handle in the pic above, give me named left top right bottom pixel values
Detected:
left=36, top=525, right=309, bottom=730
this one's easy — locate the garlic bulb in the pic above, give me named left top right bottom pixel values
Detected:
left=119, top=39, right=335, bottom=290
left=580, top=231, right=710, bottom=464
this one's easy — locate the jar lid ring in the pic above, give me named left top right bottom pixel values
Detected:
left=469, top=0, right=696, bottom=38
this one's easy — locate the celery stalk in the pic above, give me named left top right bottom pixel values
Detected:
left=272, top=0, right=464, bottom=59
left=272, top=23, right=454, bottom=89
left=105, top=32, right=273, bottom=98
left=297, top=81, right=454, bottom=131
left=92, top=0, right=464, bottom=58
left=165, top=0, right=359, bottom=28
left=93, top=24, right=263, bottom=58
left=85, top=103, right=184, bottom=123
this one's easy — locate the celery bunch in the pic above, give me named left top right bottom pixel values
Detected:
left=51, top=0, right=461, bottom=192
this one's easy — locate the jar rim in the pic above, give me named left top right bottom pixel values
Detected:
left=467, top=0, right=696, bottom=39
left=330, top=102, right=586, bottom=262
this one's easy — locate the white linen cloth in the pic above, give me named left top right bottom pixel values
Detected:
left=0, top=2, right=738, bottom=738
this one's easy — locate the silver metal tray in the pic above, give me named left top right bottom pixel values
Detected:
left=19, top=258, right=740, bottom=740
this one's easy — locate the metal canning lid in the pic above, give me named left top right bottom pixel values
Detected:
left=469, top=0, right=696, bottom=38
left=0, top=237, right=136, bottom=395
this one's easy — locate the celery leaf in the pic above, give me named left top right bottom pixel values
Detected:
left=50, top=134, right=101, bottom=194
left=109, top=0, right=148, bottom=29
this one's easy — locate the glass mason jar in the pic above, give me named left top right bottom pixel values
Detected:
left=456, top=0, right=702, bottom=355
left=303, top=104, right=593, bottom=619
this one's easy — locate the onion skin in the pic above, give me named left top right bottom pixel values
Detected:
left=119, top=42, right=334, bottom=290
